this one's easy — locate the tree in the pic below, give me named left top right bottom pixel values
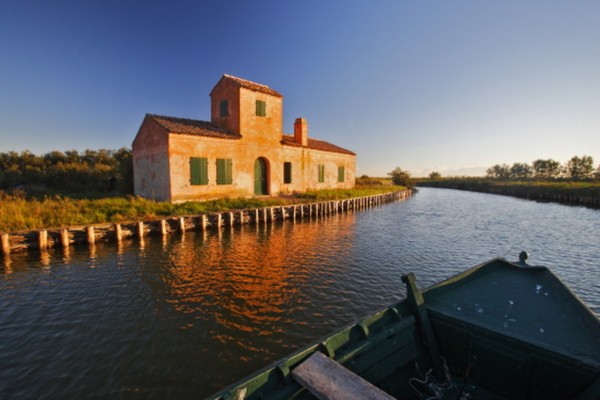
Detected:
left=429, top=171, right=441, bottom=180
left=566, top=155, right=594, bottom=180
left=486, top=164, right=511, bottom=179
left=0, top=148, right=134, bottom=196
left=532, top=159, right=561, bottom=180
left=510, top=163, right=532, bottom=179
left=595, top=165, right=600, bottom=181
left=388, top=167, right=413, bottom=188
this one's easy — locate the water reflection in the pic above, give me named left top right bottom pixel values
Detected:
left=161, top=215, right=358, bottom=356
left=0, top=189, right=598, bottom=399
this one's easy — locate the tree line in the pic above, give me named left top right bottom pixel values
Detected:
left=0, top=148, right=133, bottom=197
left=486, top=155, right=600, bottom=180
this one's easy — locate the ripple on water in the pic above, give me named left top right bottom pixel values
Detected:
left=0, top=188, right=598, bottom=398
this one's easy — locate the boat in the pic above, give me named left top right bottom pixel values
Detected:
left=207, top=253, right=600, bottom=400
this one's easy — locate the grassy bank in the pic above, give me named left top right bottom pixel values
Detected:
left=417, top=178, right=600, bottom=207
left=0, top=186, right=404, bottom=232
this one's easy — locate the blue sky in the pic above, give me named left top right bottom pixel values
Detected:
left=1, top=1, right=599, bottom=177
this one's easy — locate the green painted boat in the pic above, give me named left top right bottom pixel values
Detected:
left=207, top=254, right=600, bottom=400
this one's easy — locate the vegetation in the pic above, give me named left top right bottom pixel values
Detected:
left=486, top=155, right=599, bottom=181
left=417, top=177, right=600, bottom=208
left=0, top=148, right=133, bottom=198
left=388, top=167, right=414, bottom=188
left=418, top=155, right=600, bottom=208
left=0, top=185, right=404, bottom=233
left=0, top=148, right=407, bottom=232
left=429, top=171, right=442, bottom=180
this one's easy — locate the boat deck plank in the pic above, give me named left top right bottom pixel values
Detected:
left=291, top=351, right=395, bottom=400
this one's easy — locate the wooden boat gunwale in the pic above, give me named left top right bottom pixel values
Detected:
left=207, top=256, right=600, bottom=400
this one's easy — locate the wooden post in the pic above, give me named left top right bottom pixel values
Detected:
left=160, top=220, right=167, bottom=236
left=86, top=226, right=95, bottom=244
left=238, top=211, right=244, bottom=225
left=38, top=230, right=48, bottom=250
left=1, top=233, right=10, bottom=255
left=179, top=217, right=186, bottom=233
left=137, top=221, right=144, bottom=239
left=228, top=212, right=234, bottom=227
left=269, top=207, right=275, bottom=222
left=201, top=214, right=207, bottom=231
left=114, top=223, right=122, bottom=242
left=262, top=208, right=267, bottom=223
left=60, top=229, right=70, bottom=248
left=217, top=213, right=222, bottom=229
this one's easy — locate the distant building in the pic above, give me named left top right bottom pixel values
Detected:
left=132, top=74, right=356, bottom=202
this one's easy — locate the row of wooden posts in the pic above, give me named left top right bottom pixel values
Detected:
left=1, top=191, right=411, bottom=256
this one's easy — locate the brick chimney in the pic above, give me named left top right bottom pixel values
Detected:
left=294, top=118, right=308, bottom=146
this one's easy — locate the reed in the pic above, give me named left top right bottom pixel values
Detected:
left=0, top=186, right=402, bottom=232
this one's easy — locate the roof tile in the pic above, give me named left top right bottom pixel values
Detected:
left=148, top=114, right=242, bottom=140
left=211, top=74, right=283, bottom=98
left=281, top=135, right=356, bottom=156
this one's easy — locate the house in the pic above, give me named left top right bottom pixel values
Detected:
left=132, top=74, right=356, bottom=202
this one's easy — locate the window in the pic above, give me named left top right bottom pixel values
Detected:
left=338, top=166, right=345, bottom=182
left=190, top=157, right=208, bottom=185
left=216, top=158, right=233, bottom=185
left=318, top=164, right=325, bottom=183
left=219, top=100, right=228, bottom=117
left=283, top=162, right=292, bottom=184
left=255, top=100, right=266, bottom=117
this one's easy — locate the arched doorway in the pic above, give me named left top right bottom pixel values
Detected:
left=254, top=158, right=268, bottom=195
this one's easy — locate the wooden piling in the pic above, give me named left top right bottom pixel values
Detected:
left=38, top=230, right=48, bottom=250
left=0, top=191, right=412, bottom=254
left=114, top=224, right=123, bottom=242
left=60, top=229, right=70, bottom=248
left=86, top=226, right=95, bottom=244
left=1, top=233, right=10, bottom=255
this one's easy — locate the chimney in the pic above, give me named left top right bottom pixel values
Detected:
left=294, top=118, right=308, bottom=146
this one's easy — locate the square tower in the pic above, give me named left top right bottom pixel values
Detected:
left=210, top=74, right=283, bottom=144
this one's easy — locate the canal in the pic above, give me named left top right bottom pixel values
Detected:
left=1, top=188, right=598, bottom=398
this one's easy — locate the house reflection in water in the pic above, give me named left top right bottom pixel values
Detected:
left=159, top=214, right=358, bottom=359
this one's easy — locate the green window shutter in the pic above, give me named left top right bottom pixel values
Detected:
left=284, top=162, right=292, bottom=184
left=217, top=158, right=233, bottom=185
left=256, top=100, right=266, bottom=117
left=318, top=164, right=325, bottom=183
left=338, top=166, right=345, bottom=182
left=190, top=157, right=208, bottom=185
left=219, top=100, right=228, bottom=117
left=226, top=159, right=232, bottom=184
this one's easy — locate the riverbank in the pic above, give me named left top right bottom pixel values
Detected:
left=0, top=188, right=411, bottom=255
left=0, top=186, right=402, bottom=233
left=417, top=179, right=600, bottom=209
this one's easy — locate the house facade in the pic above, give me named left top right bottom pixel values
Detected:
left=132, top=74, right=356, bottom=202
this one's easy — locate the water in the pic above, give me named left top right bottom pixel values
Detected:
left=1, top=188, right=598, bottom=398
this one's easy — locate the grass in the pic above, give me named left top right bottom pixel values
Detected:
left=0, top=185, right=404, bottom=232
left=417, top=178, right=600, bottom=200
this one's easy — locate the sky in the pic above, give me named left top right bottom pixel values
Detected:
left=1, top=1, right=599, bottom=177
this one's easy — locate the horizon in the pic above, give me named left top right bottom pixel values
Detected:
left=1, top=1, right=599, bottom=177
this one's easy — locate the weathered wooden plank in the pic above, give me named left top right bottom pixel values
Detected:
left=291, top=351, right=395, bottom=400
